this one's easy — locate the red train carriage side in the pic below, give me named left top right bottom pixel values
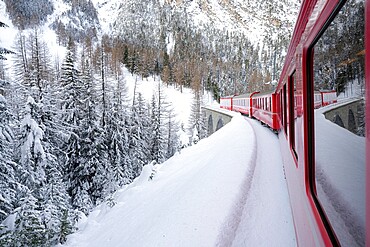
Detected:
left=232, top=92, right=260, bottom=117
left=314, top=91, right=322, bottom=108
left=232, top=93, right=251, bottom=116
left=220, top=95, right=234, bottom=111
left=320, top=90, right=337, bottom=106
left=251, top=91, right=279, bottom=130
left=275, top=0, right=368, bottom=246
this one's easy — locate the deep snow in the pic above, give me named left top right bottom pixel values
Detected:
left=61, top=113, right=296, bottom=247
left=315, top=99, right=366, bottom=246
left=60, top=96, right=366, bottom=247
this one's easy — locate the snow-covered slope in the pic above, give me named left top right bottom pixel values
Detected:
left=111, top=0, right=300, bottom=44
left=61, top=115, right=296, bottom=247
left=120, top=67, right=204, bottom=131
left=167, top=0, right=299, bottom=43
left=91, top=0, right=121, bottom=34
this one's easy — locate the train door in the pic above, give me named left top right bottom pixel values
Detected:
left=308, top=0, right=366, bottom=245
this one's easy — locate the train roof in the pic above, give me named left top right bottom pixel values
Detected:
left=252, top=90, right=275, bottom=97
left=233, top=93, right=254, bottom=99
left=220, top=95, right=235, bottom=99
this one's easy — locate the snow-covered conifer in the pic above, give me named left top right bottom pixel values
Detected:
left=13, top=193, right=46, bottom=246
left=129, top=92, right=151, bottom=177
left=189, top=91, right=206, bottom=144
left=165, top=107, right=180, bottom=158
left=17, top=96, right=46, bottom=195
left=58, top=41, right=92, bottom=212
left=0, top=95, right=16, bottom=223
left=0, top=21, right=14, bottom=60
left=105, top=73, right=132, bottom=186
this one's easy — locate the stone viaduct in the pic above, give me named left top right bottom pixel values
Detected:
left=202, top=106, right=234, bottom=136
left=202, top=98, right=364, bottom=137
left=323, top=99, right=364, bottom=135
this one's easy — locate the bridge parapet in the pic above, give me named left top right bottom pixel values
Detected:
left=322, top=98, right=365, bottom=135
left=202, top=106, right=235, bottom=136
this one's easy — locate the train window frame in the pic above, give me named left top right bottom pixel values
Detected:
left=269, top=97, right=272, bottom=113
left=306, top=0, right=366, bottom=245
left=283, top=84, right=288, bottom=135
left=265, top=98, right=267, bottom=111
left=280, top=90, right=284, bottom=127
left=289, top=71, right=298, bottom=160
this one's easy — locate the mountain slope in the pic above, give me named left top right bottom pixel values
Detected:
left=111, top=0, right=300, bottom=44
left=165, top=0, right=299, bottom=43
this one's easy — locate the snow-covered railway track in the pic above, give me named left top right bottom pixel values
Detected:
left=231, top=117, right=296, bottom=246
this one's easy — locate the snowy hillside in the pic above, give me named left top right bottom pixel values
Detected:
left=119, top=67, right=213, bottom=137
left=0, top=0, right=303, bottom=246
left=91, top=0, right=121, bottom=34
left=110, top=0, right=300, bottom=44
left=60, top=115, right=296, bottom=247
left=164, top=0, right=300, bottom=44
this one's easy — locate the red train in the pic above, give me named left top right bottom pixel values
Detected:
left=220, top=0, right=369, bottom=246
left=221, top=89, right=336, bottom=131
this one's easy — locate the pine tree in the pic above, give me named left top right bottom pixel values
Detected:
left=165, top=107, right=179, bottom=159
left=189, top=92, right=206, bottom=144
left=149, top=82, right=175, bottom=163
left=105, top=73, right=132, bottom=186
left=13, top=193, right=46, bottom=246
left=58, top=41, right=92, bottom=213
left=79, top=60, right=111, bottom=205
left=42, top=162, right=77, bottom=245
left=17, top=97, right=46, bottom=197
left=130, top=92, right=151, bottom=177
left=27, top=29, right=54, bottom=101
left=0, top=21, right=14, bottom=60
left=149, top=93, right=162, bottom=163
left=0, top=95, right=16, bottom=241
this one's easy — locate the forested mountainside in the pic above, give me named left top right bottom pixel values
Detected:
left=0, top=0, right=300, bottom=245
left=112, top=0, right=300, bottom=98
left=4, top=0, right=100, bottom=44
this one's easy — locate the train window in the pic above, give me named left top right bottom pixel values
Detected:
left=289, top=72, right=297, bottom=159
left=311, top=0, right=365, bottom=245
left=283, top=84, right=287, bottom=134
left=280, top=90, right=283, bottom=126
left=269, top=97, right=271, bottom=112
left=265, top=98, right=268, bottom=111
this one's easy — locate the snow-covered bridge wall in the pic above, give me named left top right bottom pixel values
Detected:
left=323, top=99, right=364, bottom=135
left=202, top=106, right=235, bottom=137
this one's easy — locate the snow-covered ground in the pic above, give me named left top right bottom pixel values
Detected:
left=91, top=0, right=120, bottom=34
left=315, top=100, right=366, bottom=246
left=231, top=119, right=296, bottom=246
left=122, top=70, right=206, bottom=131
left=59, top=92, right=366, bottom=247
left=61, top=113, right=296, bottom=247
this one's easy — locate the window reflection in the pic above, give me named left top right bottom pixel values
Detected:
left=313, top=0, right=365, bottom=246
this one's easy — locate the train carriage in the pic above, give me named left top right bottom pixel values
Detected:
left=220, top=95, right=234, bottom=111
left=219, top=0, right=368, bottom=245
left=320, top=90, right=337, bottom=106
left=314, top=91, right=322, bottom=108
left=275, top=0, right=368, bottom=246
left=251, top=91, right=279, bottom=130
left=232, top=92, right=260, bottom=117
left=232, top=94, right=251, bottom=116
